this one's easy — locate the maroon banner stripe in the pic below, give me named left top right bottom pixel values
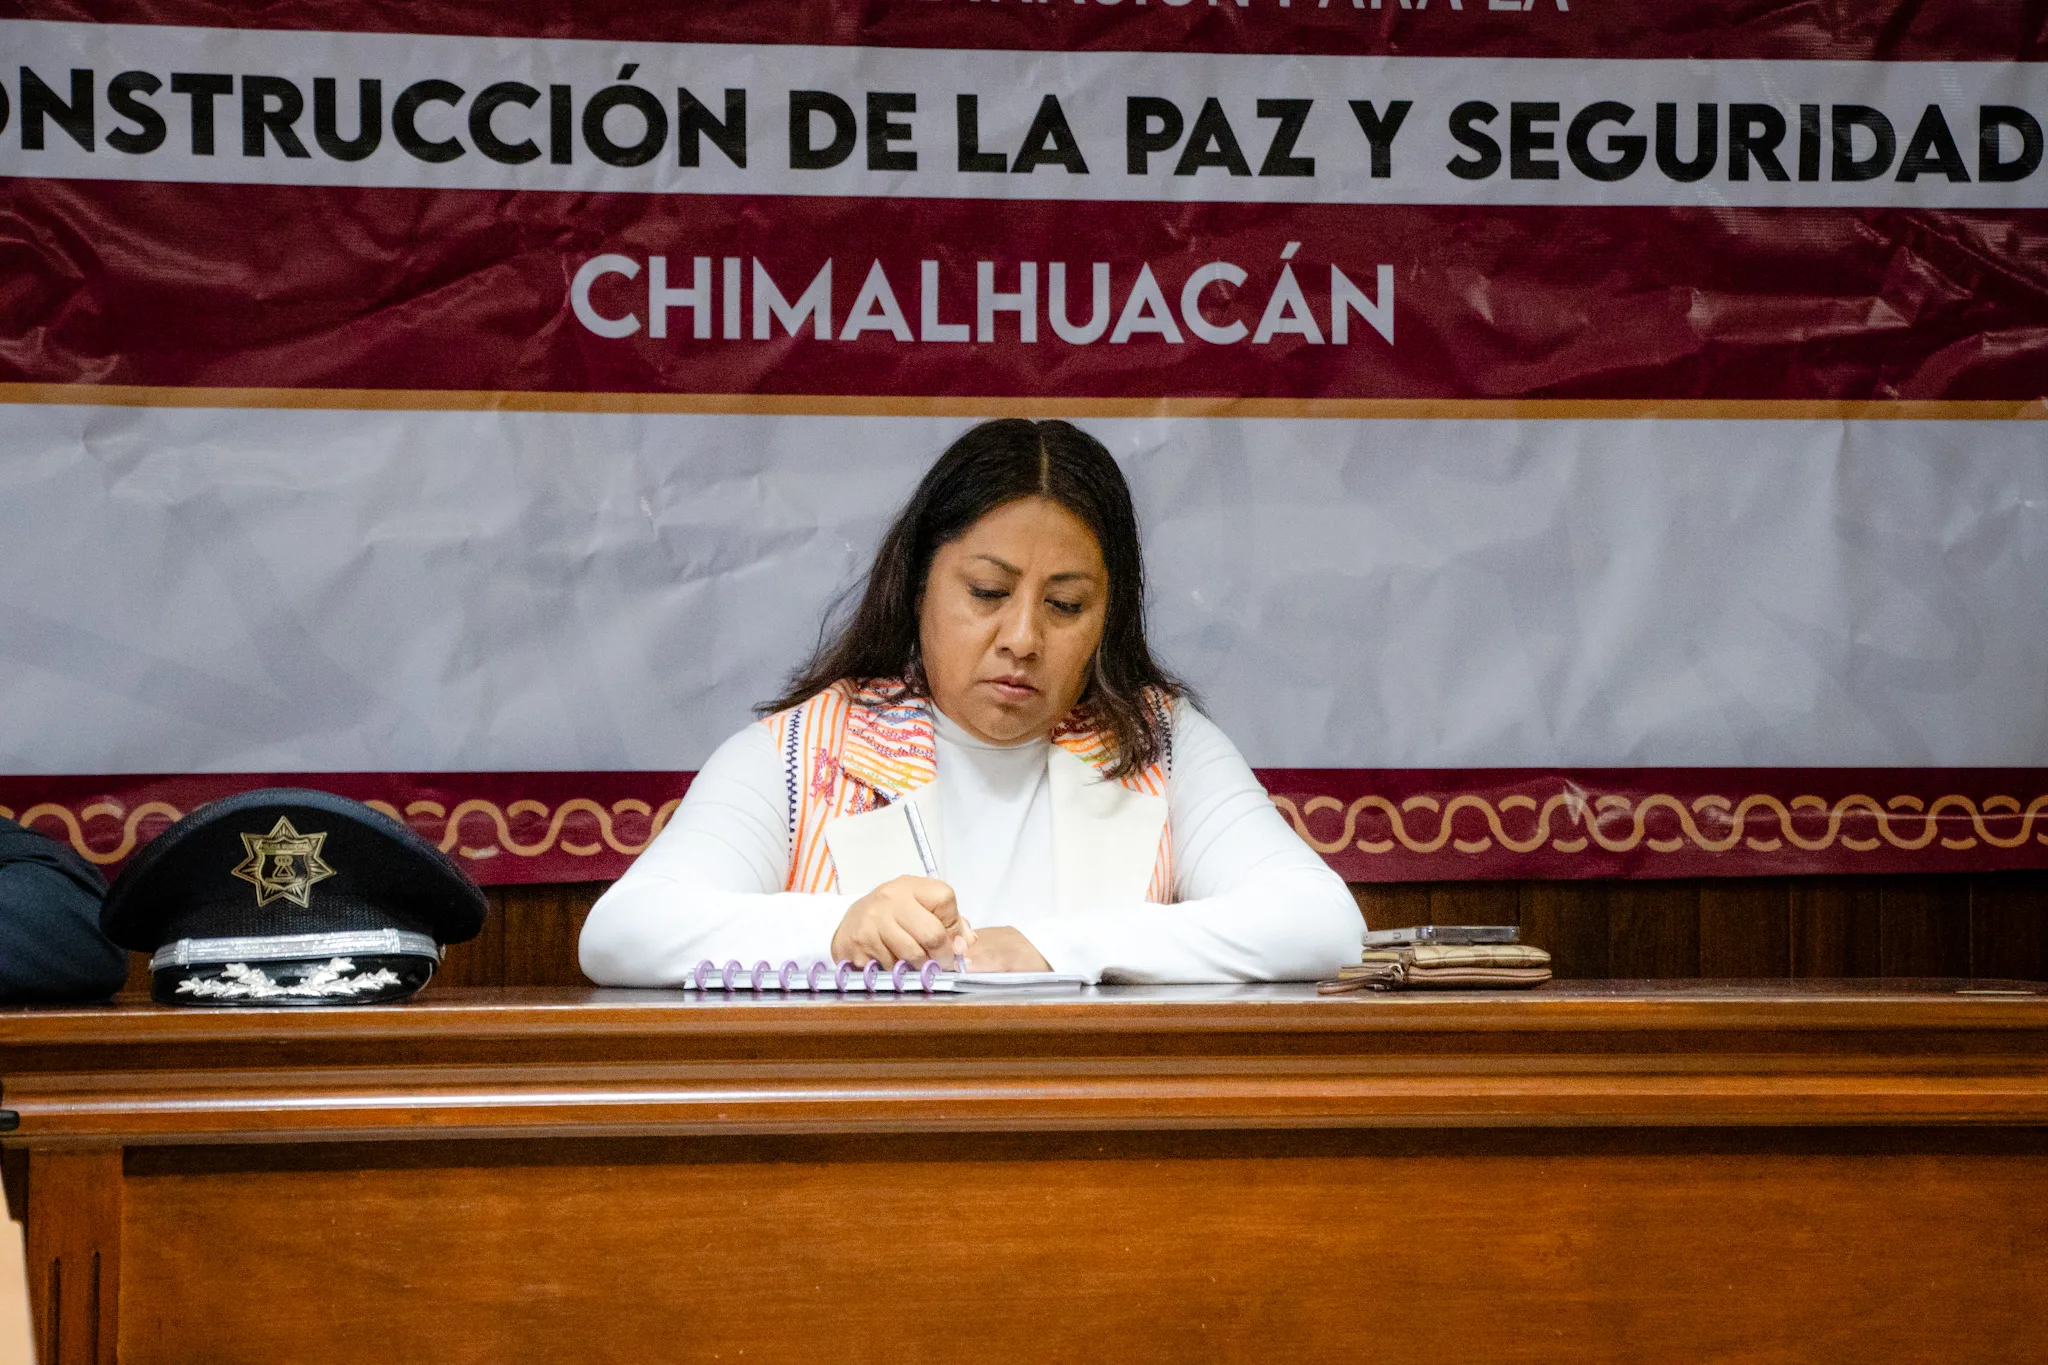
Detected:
left=5, top=768, right=2046, bottom=885
left=7, top=0, right=2045, bottom=62
left=3, top=181, right=2045, bottom=401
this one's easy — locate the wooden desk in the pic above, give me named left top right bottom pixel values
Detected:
left=4, top=981, right=2046, bottom=1364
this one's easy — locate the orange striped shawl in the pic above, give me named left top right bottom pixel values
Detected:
left=763, top=679, right=1174, bottom=901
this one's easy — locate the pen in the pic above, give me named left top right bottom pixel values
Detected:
left=901, top=801, right=970, bottom=973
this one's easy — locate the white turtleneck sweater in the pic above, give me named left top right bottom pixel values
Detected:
left=578, top=698, right=1361, bottom=984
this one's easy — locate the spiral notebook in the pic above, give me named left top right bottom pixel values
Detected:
left=675, top=959, right=1088, bottom=994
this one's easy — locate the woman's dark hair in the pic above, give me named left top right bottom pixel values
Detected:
left=760, top=418, right=1186, bottom=779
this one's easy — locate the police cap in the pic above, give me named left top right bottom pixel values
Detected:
left=101, top=788, right=486, bottom=1006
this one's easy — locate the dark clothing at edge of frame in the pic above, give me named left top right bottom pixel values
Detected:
left=0, top=816, right=127, bottom=1003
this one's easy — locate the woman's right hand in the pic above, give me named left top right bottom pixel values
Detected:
left=831, top=876, right=975, bottom=968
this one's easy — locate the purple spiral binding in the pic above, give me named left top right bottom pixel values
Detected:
left=689, top=958, right=948, bottom=993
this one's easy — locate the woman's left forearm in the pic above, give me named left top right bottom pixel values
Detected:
left=1024, top=868, right=1361, bottom=984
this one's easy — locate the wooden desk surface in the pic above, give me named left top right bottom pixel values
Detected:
left=5, top=979, right=2048, bottom=1146
left=5, top=983, right=2045, bottom=1364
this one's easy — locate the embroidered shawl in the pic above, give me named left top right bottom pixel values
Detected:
left=763, top=679, right=1174, bottom=901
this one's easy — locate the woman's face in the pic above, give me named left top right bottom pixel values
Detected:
left=919, top=495, right=1108, bottom=745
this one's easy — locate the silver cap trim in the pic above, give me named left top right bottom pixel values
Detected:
left=150, top=929, right=443, bottom=971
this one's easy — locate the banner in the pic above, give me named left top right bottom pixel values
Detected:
left=0, top=1, right=2043, bottom=884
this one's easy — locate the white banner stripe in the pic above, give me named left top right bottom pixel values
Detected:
left=1, top=21, right=2044, bottom=205
left=1, top=405, right=2043, bottom=773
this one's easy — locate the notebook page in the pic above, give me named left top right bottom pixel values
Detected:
left=948, top=972, right=1090, bottom=990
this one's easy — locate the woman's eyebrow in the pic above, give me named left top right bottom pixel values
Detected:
left=969, top=553, right=1097, bottom=583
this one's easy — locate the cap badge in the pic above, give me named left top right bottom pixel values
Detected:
left=231, top=817, right=337, bottom=907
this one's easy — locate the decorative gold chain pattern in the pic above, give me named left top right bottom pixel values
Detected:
left=8, top=787, right=2046, bottom=870
left=1269, top=791, right=2048, bottom=857
left=0, top=797, right=682, bottom=866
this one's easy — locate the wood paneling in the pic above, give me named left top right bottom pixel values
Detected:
left=1699, top=880, right=1792, bottom=977
left=1605, top=882, right=1702, bottom=978
left=499, top=882, right=605, bottom=988
left=1880, top=877, right=1974, bottom=976
left=1790, top=878, right=1883, bottom=977
left=1427, top=880, right=1521, bottom=928
left=1518, top=882, right=1612, bottom=979
left=117, top=951, right=149, bottom=999
left=436, top=882, right=603, bottom=991
left=1349, top=875, right=2042, bottom=983
left=1970, top=872, right=2048, bottom=983
left=433, top=886, right=509, bottom=989
left=8, top=986, right=2048, bottom=1365
left=25, top=1149, right=120, bottom=1365
left=14, top=984, right=2048, bottom=1142
left=2, top=1149, right=24, bottom=1223
left=1349, top=882, right=1430, bottom=931
left=110, top=873, right=2048, bottom=996
left=112, top=1131, right=2048, bottom=1365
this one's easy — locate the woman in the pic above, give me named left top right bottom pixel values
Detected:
left=579, top=419, right=1361, bottom=984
